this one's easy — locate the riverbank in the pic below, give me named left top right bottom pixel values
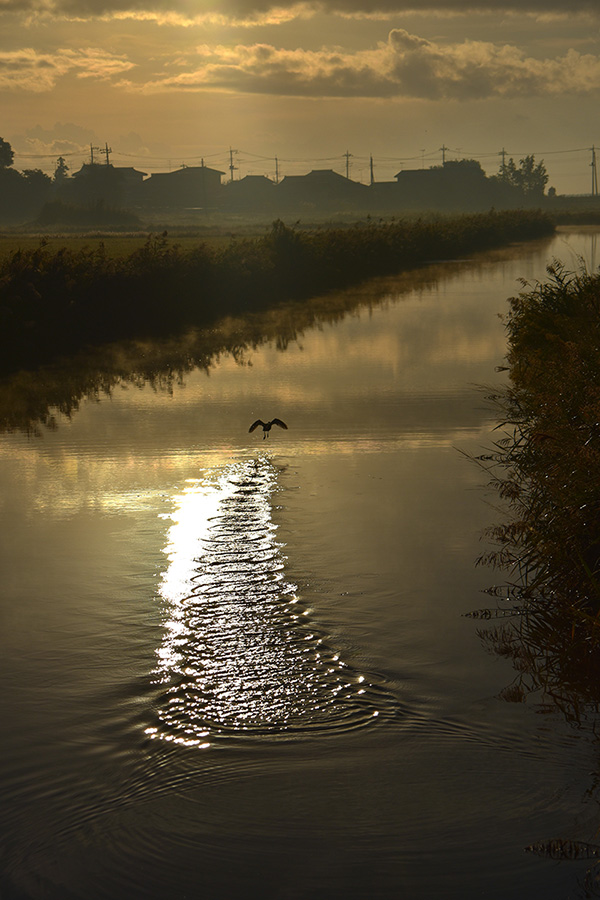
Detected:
left=0, top=210, right=553, bottom=374
left=478, top=261, right=600, bottom=635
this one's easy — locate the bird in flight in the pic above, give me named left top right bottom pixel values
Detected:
left=249, top=418, right=288, bottom=439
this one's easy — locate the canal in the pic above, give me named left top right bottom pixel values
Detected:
left=1, top=228, right=598, bottom=899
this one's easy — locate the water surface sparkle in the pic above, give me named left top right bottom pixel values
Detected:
left=150, top=455, right=395, bottom=747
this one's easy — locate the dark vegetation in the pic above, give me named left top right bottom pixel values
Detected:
left=36, top=199, right=141, bottom=229
left=470, top=262, right=600, bottom=716
left=0, top=209, right=554, bottom=374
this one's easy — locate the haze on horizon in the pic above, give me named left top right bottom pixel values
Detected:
left=2, top=0, right=600, bottom=194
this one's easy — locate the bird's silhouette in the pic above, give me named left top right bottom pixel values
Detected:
left=249, top=418, right=288, bottom=439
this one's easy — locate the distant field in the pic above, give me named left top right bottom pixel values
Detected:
left=2, top=207, right=595, bottom=260
left=0, top=228, right=271, bottom=259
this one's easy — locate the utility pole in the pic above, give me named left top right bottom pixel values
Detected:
left=229, top=147, right=238, bottom=183
left=440, top=144, right=449, bottom=165
left=591, top=146, right=598, bottom=197
left=89, top=143, right=101, bottom=165
left=499, top=147, right=507, bottom=176
left=274, top=156, right=279, bottom=185
left=369, top=154, right=375, bottom=185
left=344, top=149, right=353, bottom=179
left=102, top=142, right=112, bottom=166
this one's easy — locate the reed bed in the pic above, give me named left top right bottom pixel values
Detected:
left=476, top=261, right=600, bottom=639
left=0, top=210, right=553, bottom=373
left=464, top=262, right=600, bottom=717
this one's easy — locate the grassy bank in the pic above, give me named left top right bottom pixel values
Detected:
left=0, top=227, right=260, bottom=259
left=0, top=210, right=554, bottom=373
left=477, top=262, right=600, bottom=635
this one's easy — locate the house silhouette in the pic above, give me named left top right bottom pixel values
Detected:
left=141, top=165, right=225, bottom=209
left=276, top=169, right=368, bottom=212
left=223, top=174, right=276, bottom=212
left=69, top=162, right=148, bottom=206
left=394, top=160, right=492, bottom=210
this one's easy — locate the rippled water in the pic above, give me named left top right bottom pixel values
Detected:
left=150, top=457, right=399, bottom=747
left=1, top=229, right=600, bottom=900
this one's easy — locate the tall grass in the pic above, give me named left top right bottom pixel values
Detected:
left=466, top=262, right=600, bottom=715
left=0, top=210, right=554, bottom=373
left=476, top=261, right=600, bottom=633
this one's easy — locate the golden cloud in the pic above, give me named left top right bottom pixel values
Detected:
left=116, top=29, right=600, bottom=99
left=2, top=0, right=599, bottom=26
left=105, top=4, right=313, bottom=27
left=0, top=47, right=135, bottom=90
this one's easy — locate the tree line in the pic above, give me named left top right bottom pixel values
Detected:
left=0, top=133, right=553, bottom=225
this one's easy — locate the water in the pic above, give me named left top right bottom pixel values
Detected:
left=1, top=229, right=599, bottom=899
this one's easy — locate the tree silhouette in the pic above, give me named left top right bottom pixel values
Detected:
left=53, top=156, right=69, bottom=185
left=0, top=137, right=14, bottom=168
left=498, top=155, right=548, bottom=198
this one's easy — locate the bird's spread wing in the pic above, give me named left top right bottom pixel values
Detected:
left=271, top=418, right=288, bottom=430
left=249, top=420, right=266, bottom=433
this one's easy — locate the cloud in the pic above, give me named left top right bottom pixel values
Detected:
left=2, top=0, right=599, bottom=26
left=0, top=47, right=135, bottom=91
left=27, top=122, right=96, bottom=143
left=11, top=123, right=167, bottom=165
left=118, top=29, right=600, bottom=100
left=323, top=0, right=599, bottom=13
left=12, top=122, right=97, bottom=158
left=0, top=0, right=312, bottom=26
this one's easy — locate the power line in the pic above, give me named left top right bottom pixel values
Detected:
left=14, top=143, right=598, bottom=164
left=13, top=150, right=85, bottom=159
left=11, top=142, right=600, bottom=192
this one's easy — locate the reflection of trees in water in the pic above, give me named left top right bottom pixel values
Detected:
left=0, top=281, right=372, bottom=434
left=468, top=588, right=600, bottom=725
left=0, top=247, right=529, bottom=435
left=468, top=582, right=600, bottom=894
left=526, top=837, right=600, bottom=898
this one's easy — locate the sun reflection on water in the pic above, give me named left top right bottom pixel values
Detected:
left=148, top=454, right=394, bottom=749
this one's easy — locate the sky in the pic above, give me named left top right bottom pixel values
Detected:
left=2, top=0, right=600, bottom=193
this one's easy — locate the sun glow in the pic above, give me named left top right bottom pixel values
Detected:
left=148, top=454, right=388, bottom=749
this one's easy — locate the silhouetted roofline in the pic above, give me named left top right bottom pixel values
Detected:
left=72, top=163, right=147, bottom=178
left=148, top=166, right=225, bottom=178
